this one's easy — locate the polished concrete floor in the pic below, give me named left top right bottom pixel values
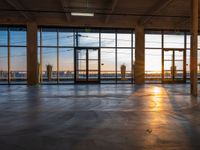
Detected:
left=0, top=84, right=200, bottom=150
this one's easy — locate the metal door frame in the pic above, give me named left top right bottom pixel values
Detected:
left=74, top=47, right=100, bottom=84
left=162, top=48, right=186, bottom=83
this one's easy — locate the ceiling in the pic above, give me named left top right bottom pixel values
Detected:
left=0, top=0, right=196, bottom=29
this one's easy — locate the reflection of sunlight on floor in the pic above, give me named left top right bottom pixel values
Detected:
left=153, top=87, right=161, bottom=95
left=127, top=85, right=192, bottom=148
left=144, top=86, right=190, bottom=148
left=151, top=86, right=167, bottom=111
left=145, top=87, right=167, bottom=146
left=152, top=86, right=168, bottom=96
left=152, top=97, right=161, bottom=111
left=129, top=85, right=177, bottom=111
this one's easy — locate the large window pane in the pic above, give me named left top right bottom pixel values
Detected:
left=145, top=49, right=162, bottom=81
left=38, top=27, right=135, bottom=84
left=38, top=30, right=41, bottom=47
left=42, top=28, right=57, bottom=46
left=198, top=35, right=200, bottom=49
left=59, top=29, right=74, bottom=46
left=164, top=32, right=184, bottom=48
left=117, top=49, right=132, bottom=83
left=145, top=33, right=162, bottom=48
left=186, top=50, right=190, bottom=80
left=59, top=48, right=74, bottom=83
left=145, top=31, right=163, bottom=83
left=186, top=34, right=190, bottom=81
left=0, top=27, right=8, bottom=46
left=77, top=31, right=99, bottom=47
left=10, top=47, right=27, bottom=83
left=133, top=33, right=135, bottom=48
left=0, top=47, right=8, bottom=83
left=187, top=35, right=191, bottom=49
left=101, top=32, right=115, bottom=47
left=42, top=48, right=57, bottom=83
left=117, top=33, right=131, bottom=47
left=198, top=50, right=200, bottom=79
left=10, top=27, right=26, bottom=46
left=101, top=48, right=116, bottom=83
left=0, top=26, right=28, bottom=84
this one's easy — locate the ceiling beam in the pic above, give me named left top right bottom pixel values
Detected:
left=5, top=0, right=32, bottom=20
left=105, top=0, right=119, bottom=23
left=60, top=0, right=71, bottom=22
left=173, top=18, right=190, bottom=30
left=139, top=0, right=174, bottom=25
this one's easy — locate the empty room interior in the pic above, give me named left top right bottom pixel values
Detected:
left=1, top=0, right=200, bottom=149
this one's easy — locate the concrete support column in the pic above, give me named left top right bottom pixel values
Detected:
left=27, top=22, right=38, bottom=85
left=190, top=0, right=198, bottom=96
left=134, top=26, right=145, bottom=84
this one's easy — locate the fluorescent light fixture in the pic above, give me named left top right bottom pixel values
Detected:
left=71, top=12, right=94, bottom=17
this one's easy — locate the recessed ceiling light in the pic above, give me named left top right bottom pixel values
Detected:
left=71, top=12, right=94, bottom=17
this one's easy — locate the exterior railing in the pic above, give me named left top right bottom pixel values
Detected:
left=0, top=70, right=196, bottom=82
left=145, top=71, right=162, bottom=80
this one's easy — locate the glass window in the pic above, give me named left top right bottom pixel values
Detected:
left=101, top=48, right=116, bottom=82
left=42, top=28, right=57, bottom=46
left=198, top=35, right=200, bottom=49
left=145, top=33, right=162, bottom=48
left=187, top=35, right=191, bottom=49
left=198, top=50, right=200, bottom=74
left=37, top=27, right=135, bottom=84
left=10, top=27, right=26, bottom=46
left=77, top=32, right=99, bottom=47
left=0, top=27, right=27, bottom=84
left=41, top=48, right=57, bottom=83
left=132, top=33, right=135, bottom=48
left=117, top=33, right=131, bottom=47
left=164, top=32, right=184, bottom=48
left=101, top=33, right=115, bottom=47
left=59, top=48, right=74, bottom=83
left=0, top=27, right=8, bottom=46
left=38, top=30, right=41, bottom=47
left=10, top=47, right=27, bottom=83
left=59, top=29, right=74, bottom=46
left=117, top=49, right=132, bottom=82
left=0, top=47, right=8, bottom=83
left=186, top=50, right=190, bottom=79
left=145, top=49, right=162, bottom=80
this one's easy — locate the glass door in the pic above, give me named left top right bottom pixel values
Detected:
left=162, top=49, right=186, bottom=83
left=75, top=48, right=100, bottom=83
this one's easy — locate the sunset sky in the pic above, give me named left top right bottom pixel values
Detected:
left=1, top=28, right=200, bottom=73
